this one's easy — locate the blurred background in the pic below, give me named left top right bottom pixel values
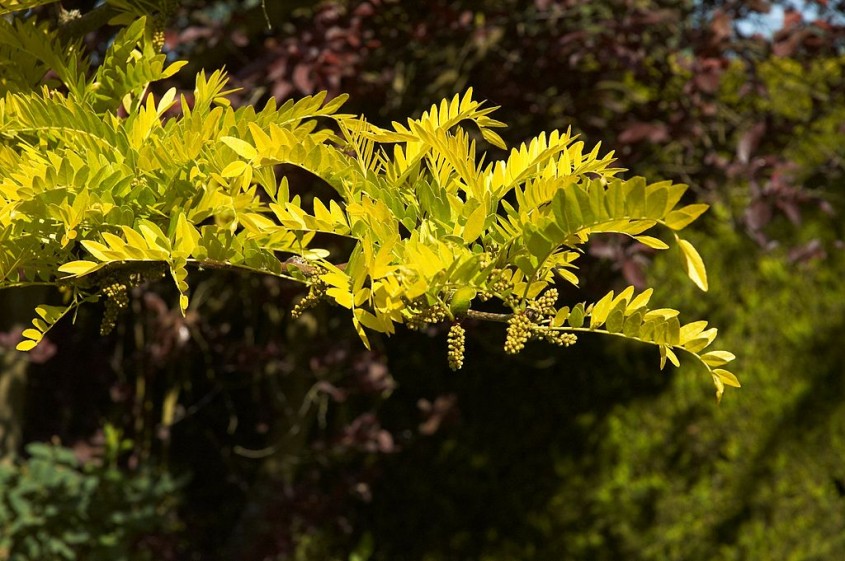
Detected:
left=2, top=0, right=845, bottom=559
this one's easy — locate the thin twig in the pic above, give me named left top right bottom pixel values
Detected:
left=465, top=309, right=512, bottom=323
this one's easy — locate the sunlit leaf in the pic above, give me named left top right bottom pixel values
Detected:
left=677, top=238, right=708, bottom=291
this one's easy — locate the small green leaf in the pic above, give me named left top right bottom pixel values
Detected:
left=606, top=308, right=624, bottom=333
left=36, top=305, right=68, bottom=323
left=623, top=311, right=643, bottom=337
left=450, top=287, right=476, bottom=317
left=645, top=185, right=668, bottom=219
left=568, top=303, right=585, bottom=328
left=552, top=306, right=570, bottom=327
left=525, top=227, right=554, bottom=260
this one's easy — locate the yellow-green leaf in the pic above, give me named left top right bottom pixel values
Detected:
left=712, top=373, right=725, bottom=403
left=664, top=203, right=709, bottom=230
left=556, top=267, right=579, bottom=286
left=352, top=314, right=371, bottom=350
left=680, top=320, right=708, bottom=344
left=81, top=240, right=113, bottom=262
left=568, top=303, right=585, bottom=328
left=590, top=291, right=615, bottom=328
left=552, top=306, right=570, bottom=327
left=327, top=287, right=354, bottom=309
left=220, top=136, right=258, bottom=160
left=606, top=308, right=624, bottom=333
left=665, top=346, right=680, bottom=367
left=713, top=368, right=741, bottom=388
left=21, top=328, right=42, bottom=341
left=633, top=235, right=669, bottom=250
left=174, top=213, right=200, bottom=256
left=463, top=203, right=487, bottom=243
left=221, top=161, right=248, bottom=178
left=450, top=287, right=476, bottom=316
left=15, top=340, right=38, bottom=352
left=626, top=288, right=653, bottom=315
left=623, top=311, right=642, bottom=337
left=678, top=238, right=708, bottom=291
left=701, top=350, right=736, bottom=367
left=644, top=308, right=680, bottom=321
left=121, top=227, right=151, bottom=251
left=683, top=327, right=718, bottom=353
left=58, top=260, right=101, bottom=277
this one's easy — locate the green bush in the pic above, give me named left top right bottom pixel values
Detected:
left=0, top=442, right=182, bottom=561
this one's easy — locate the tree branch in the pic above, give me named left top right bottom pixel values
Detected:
left=465, top=309, right=512, bottom=323
left=58, top=3, right=121, bottom=42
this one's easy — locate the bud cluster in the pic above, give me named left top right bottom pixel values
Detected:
left=99, top=265, right=165, bottom=336
left=503, top=288, right=577, bottom=354
left=532, top=288, right=558, bottom=317
left=291, top=278, right=328, bottom=319
left=478, top=251, right=493, bottom=270
left=504, top=312, right=533, bottom=354
left=447, top=324, right=466, bottom=370
left=101, top=281, right=129, bottom=335
left=406, top=304, right=448, bottom=331
left=151, top=0, right=177, bottom=51
left=540, top=329, right=578, bottom=347
left=487, top=268, right=510, bottom=294
left=480, top=267, right=514, bottom=303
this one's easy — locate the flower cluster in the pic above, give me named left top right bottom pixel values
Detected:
left=100, top=280, right=129, bottom=336
left=406, top=304, right=448, bottom=331
left=532, top=288, right=558, bottom=317
left=540, top=329, right=578, bottom=347
left=503, top=288, right=576, bottom=353
left=504, top=312, right=533, bottom=354
left=291, top=278, right=328, bottom=319
left=447, top=323, right=466, bottom=370
left=99, top=265, right=164, bottom=335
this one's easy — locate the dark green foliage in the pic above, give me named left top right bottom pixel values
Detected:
left=0, top=442, right=182, bottom=561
